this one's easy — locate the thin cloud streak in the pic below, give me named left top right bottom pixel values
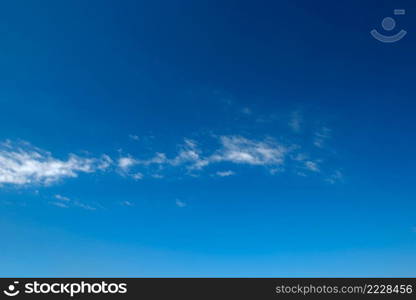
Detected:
left=1, top=129, right=340, bottom=187
left=0, top=141, right=110, bottom=186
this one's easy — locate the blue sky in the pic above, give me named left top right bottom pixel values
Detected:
left=0, top=0, right=415, bottom=277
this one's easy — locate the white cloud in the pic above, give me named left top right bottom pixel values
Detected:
left=0, top=141, right=110, bottom=186
left=304, top=161, right=320, bottom=172
left=1, top=126, right=338, bottom=188
left=129, top=134, right=140, bottom=141
left=132, top=172, right=143, bottom=180
left=269, top=168, right=283, bottom=175
left=325, top=170, right=343, bottom=184
left=139, top=152, right=167, bottom=166
left=54, top=194, right=70, bottom=202
left=212, top=136, right=289, bottom=166
left=49, top=201, right=69, bottom=208
left=151, top=174, right=164, bottom=179
left=314, top=127, right=331, bottom=148
left=51, top=193, right=98, bottom=210
left=295, top=171, right=307, bottom=177
left=241, top=107, right=252, bottom=115
left=118, top=152, right=168, bottom=179
left=292, top=153, right=309, bottom=162
left=175, top=199, right=186, bottom=208
left=74, top=201, right=96, bottom=210
left=117, top=136, right=294, bottom=176
left=289, top=111, right=302, bottom=133
left=118, top=156, right=137, bottom=171
left=216, top=170, right=235, bottom=177
left=98, top=154, right=113, bottom=170
left=117, top=156, right=147, bottom=180
left=170, top=139, right=208, bottom=170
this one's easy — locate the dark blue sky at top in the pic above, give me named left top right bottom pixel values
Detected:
left=0, top=0, right=415, bottom=276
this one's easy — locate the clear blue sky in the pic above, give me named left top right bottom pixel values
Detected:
left=0, top=0, right=415, bottom=277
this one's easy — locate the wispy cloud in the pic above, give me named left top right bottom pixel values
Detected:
left=241, top=107, right=252, bottom=115
left=212, top=136, right=289, bottom=166
left=325, top=170, right=343, bottom=184
left=138, top=136, right=292, bottom=172
left=114, top=135, right=332, bottom=181
left=304, top=161, right=320, bottom=172
left=1, top=127, right=341, bottom=188
left=289, top=111, right=302, bottom=133
left=128, top=134, right=140, bottom=141
left=170, top=139, right=208, bottom=170
left=151, top=174, right=164, bottom=179
left=216, top=170, right=235, bottom=177
left=73, top=201, right=97, bottom=211
left=98, top=154, right=113, bottom=170
left=175, top=199, right=187, bottom=208
left=139, top=153, right=167, bottom=166
left=49, top=201, right=69, bottom=208
left=50, top=193, right=97, bottom=210
left=132, top=172, right=144, bottom=180
left=54, top=194, right=70, bottom=202
left=117, top=156, right=147, bottom=180
left=118, top=156, right=138, bottom=171
left=314, top=127, right=331, bottom=148
left=0, top=141, right=110, bottom=186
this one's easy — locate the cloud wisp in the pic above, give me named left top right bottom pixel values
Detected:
left=211, top=136, right=289, bottom=166
left=49, top=193, right=98, bottom=210
left=314, top=127, right=331, bottom=148
left=0, top=131, right=340, bottom=188
left=216, top=170, right=235, bottom=177
left=54, top=194, right=70, bottom=202
left=289, top=111, right=302, bottom=133
left=175, top=199, right=187, bottom=208
left=0, top=141, right=111, bottom=186
left=116, top=135, right=327, bottom=180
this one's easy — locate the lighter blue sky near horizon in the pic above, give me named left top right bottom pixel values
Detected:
left=1, top=0, right=415, bottom=277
